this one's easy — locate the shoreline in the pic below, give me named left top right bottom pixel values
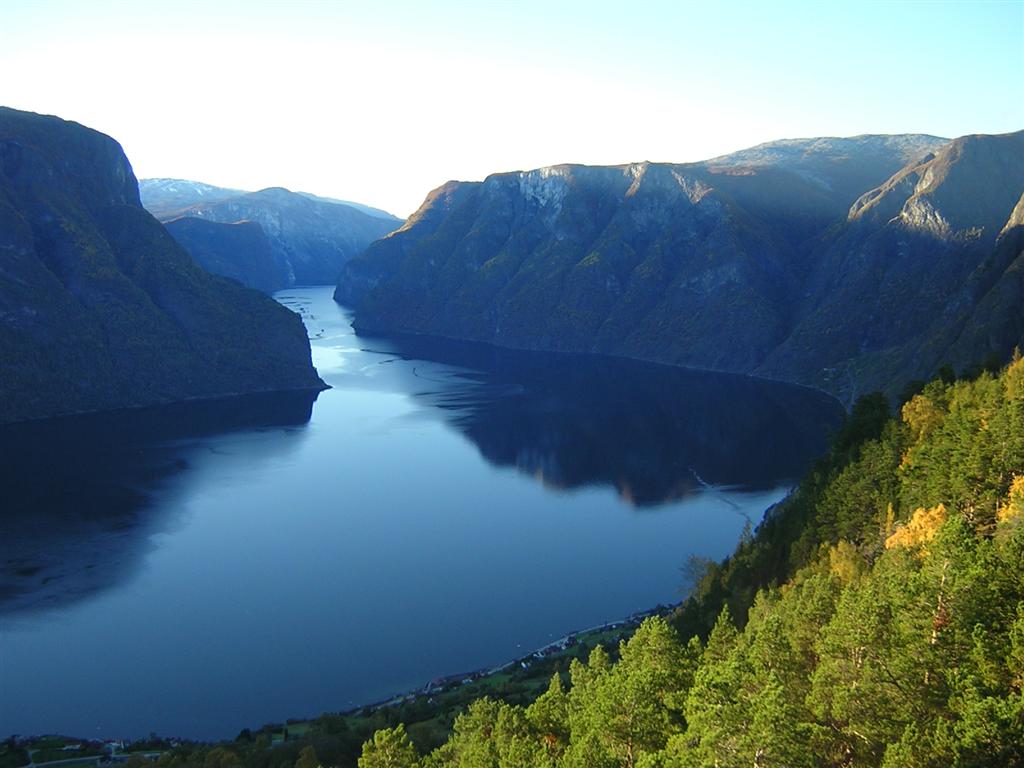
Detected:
left=331, top=602, right=674, bottom=718
left=1, top=602, right=675, bottom=747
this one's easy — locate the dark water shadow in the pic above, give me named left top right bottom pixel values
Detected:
left=354, top=331, right=846, bottom=507
left=0, top=390, right=319, bottom=617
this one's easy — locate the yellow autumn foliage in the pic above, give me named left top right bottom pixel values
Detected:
left=885, top=504, right=948, bottom=552
left=900, top=392, right=947, bottom=469
left=901, top=393, right=944, bottom=443
left=997, top=475, right=1024, bottom=525
left=827, top=539, right=865, bottom=585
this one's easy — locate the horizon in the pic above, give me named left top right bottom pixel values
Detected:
left=1, top=0, right=1022, bottom=217
left=132, top=128, right=958, bottom=218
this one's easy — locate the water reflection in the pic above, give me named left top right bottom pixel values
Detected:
left=0, top=390, right=318, bottom=616
left=354, top=333, right=846, bottom=506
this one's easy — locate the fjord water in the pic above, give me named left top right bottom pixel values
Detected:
left=0, top=286, right=843, bottom=740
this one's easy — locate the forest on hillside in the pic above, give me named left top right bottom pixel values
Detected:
left=349, top=355, right=1024, bottom=766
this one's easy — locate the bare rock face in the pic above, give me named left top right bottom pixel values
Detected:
left=0, top=107, right=324, bottom=424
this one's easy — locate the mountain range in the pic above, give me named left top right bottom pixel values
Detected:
left=0, top=107, right=324, bottom=424
left=5, top=107, right=1021, bottom=422
left=142, top=179, right=402, bottom=291
left=141, top=178, right=399, bottom=221
left=338, top=131, right=1024, bottom=403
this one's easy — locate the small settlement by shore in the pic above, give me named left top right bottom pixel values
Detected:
left=347, top=603, right=673, bottom=716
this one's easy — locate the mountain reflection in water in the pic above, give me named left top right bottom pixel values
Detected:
left=0, top=391, right=318, bottom=615
left=354, top=333, right=845, bottom=507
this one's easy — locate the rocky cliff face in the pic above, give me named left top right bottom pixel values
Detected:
left=0, top=107, right=324, bottom=424
left=143, top=182, right=402, bottom=288
left=339, top=134, right=997, bottom=400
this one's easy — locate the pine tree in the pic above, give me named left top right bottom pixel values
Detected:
left=358, top=725, right=419, bottom=768
left=525, top=674, right=569, bottom=759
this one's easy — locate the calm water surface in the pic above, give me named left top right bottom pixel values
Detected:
left=0, top=286, right=843, bottom=740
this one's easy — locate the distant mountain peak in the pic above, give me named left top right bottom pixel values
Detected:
left=141, top=179, right=401, bottom=290
left=849, top=130, right=1024, bottom=238
left=140, top=178, right=402, bottom=223
left=708, top=133, right=948, bottom=166
left=295, top=191, right=400, bottom=221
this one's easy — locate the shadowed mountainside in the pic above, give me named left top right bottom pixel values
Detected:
left=338, top=132, right=1024, bottom=402
left=760, top=131, right=1024, bottom=400
left=357, top=330, right=844, bottom=506
left=143, top=180, right=402, bottom=289
left=163, top=216, right=283, bottom=293
left=0, top=389, right=318, bottom=616
left=0, top=107, right=324, bottom=424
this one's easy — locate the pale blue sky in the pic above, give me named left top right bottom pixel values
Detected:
left=1, top=0, right=1021, bottom=216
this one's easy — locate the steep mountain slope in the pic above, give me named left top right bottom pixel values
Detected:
left=338, top=135, right=948, bottom=388
left=339, top=164, right=791, bottom=371
left=142, top=180, right=402, bottom=287
left=0, top=107, right=324, bottom=424
left=942, top=192, right=1024, bottom=367
left=760, top=130, right=1024, bottom=400
left=163, top=216, right=283, bottom=293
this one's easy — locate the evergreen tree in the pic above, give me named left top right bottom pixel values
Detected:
left=525, top=674, right=569, bottom=760
left=358, top=725, right=419, bottom=768
left=293, top=747, right=320, bottom=768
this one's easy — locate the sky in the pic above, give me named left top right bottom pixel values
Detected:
left=1, top=0, right=1022, bottom=217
